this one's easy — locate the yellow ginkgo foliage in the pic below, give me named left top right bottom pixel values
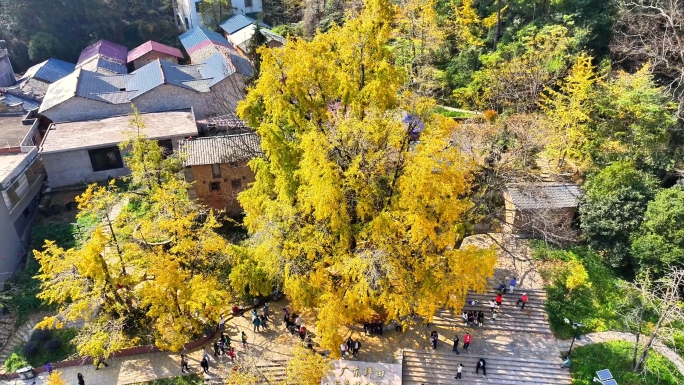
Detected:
left=34, top=111, right=233, bottom=357
left=46, top=371, right=68, bottom=385
left=236, top=0, right=496, bottom=356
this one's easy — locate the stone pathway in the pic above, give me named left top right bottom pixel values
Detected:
left=557, top=331, right=684, bottom=377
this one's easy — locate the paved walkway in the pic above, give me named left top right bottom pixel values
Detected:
left=557, top=331, right=684, bottom=376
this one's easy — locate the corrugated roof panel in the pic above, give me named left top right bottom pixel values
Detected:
left=39, top=69, right=81, bottom=113
left=219, top=14, right=269, bottom=35
left=179, top=133, right=261, bottom=166
left=93, top=58, right=128, bottom=75
left=127, top=61, right=164, bottom=98
left=199, top=52, right=233, bottom=87
left=506, top=183, right=582, bottom=210
left=228, top=53, right=253, bottom=77
left=180, top=27, right=234, bottom=52
left=128, top=41, right=184, bottom=63
left=77, top=40, right=128, bottom=65
left=21, top=58, right=75, bottom=83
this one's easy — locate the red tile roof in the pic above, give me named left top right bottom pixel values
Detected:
left=127, top=41, right=184, bottom=63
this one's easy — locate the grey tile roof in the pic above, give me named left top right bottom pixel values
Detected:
left=21, top=58, right=75, bottom=83
left=179, top=133, right=261, bottom=166
left=506, top=183, right=582, bottom=210
left=219, top=14, right=270, bottom=35
left=2, top=93, right=40, bottom=111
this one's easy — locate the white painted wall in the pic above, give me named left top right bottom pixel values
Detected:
left=175, top=0, right=263, bottom=30
left=0, top=198, right=24, bottom=282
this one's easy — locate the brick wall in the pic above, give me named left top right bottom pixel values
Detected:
left=191, top=162, right=254, bottom=215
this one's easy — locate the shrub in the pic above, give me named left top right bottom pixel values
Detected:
left=3, top=352, right=28, bottom=372
left=43, top=339, right=62, bottom=353
left=22, top=341, right=39, bottom=357
left=30, top=328, right=52, bottom=343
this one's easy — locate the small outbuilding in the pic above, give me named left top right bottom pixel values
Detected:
left=503, top=183, right=581, bottom=239
left=179, top=133, right=261, bottom=216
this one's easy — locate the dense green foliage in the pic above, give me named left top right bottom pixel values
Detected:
left=12, top=328, right=78, bottom=368
left=579, top=163, right=660, bottom=273
left=3, top=352, right=28, bottom=373
left=631, top=186, right=684, bottom=276
left=570, top=341, right=684, bottom=385
left=0, top=0, right=181, bottom=72
left=134, top=374, right=203, bottom=385
left=533, top=242, right=624, bottom=339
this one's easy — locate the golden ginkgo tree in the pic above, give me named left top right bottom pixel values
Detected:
left=34, top=113, right=233, bottom=357
left=236, top=0, right=496, bottom=356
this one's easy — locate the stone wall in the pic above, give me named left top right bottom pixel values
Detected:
left=190, top=161, right=254, bottom=215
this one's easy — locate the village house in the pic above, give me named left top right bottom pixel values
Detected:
left=38, top=55, right=247, bottom=122
left=13, top=58, right=76, bottom=100
left=503, top=182, right=582, bottom=240
left=39, top=109, right=198, bottom=188
left=0, top=41, right=16, bottom=88
left=0, top=112, right=47, bottom=281
left=75, top=40, right=128, bottom=75
left=127, top=41, right=185, bottom=70
left=174, top=0, right=263, bottom=31
left=219, top=14, right=284, bottom=55
left=179, top=133, right=260, bottom=216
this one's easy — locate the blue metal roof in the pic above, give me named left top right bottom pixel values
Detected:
left=179, top=27, right=232, bottom=51
left=127, top=61, right=164, bottom=98
left=2, top=93, right=40, bottom=111
left=199, top=52, right=233, bottom=87
left=22, top=58, right=75, bottom=83
left=94, top=58, right=127, bottom=75
left=219, top=14, right=269, bottom=35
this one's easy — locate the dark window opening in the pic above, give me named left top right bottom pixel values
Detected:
left=211, top=163, right=221, bottom=178
left=228, top=161, right=239, bottom=167
left=88, top=146, right=124, bottom=172
left=22, top=207, right=30, bottom=219
left=195, top=1, right=202, bottom=12
left=177, top=14, right=182, bottom=26
left=157, top=139, right=173, bottom=156
left=245, top=0, right=252, bottom=8
left=210, top=182, right=221, bottom=191
left=231, top=179, right=241, bottom=189
left=185, top=17, right=190, bottom=29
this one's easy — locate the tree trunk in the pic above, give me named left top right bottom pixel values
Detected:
left=493, top=0, right=502, bottom=51
left=634, top=310, right=666, bottom=372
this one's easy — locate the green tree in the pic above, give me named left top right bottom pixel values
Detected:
left=236, top=0, right=496, bottom=355
left=631, top=186, right=684, bottom=275
left=28, top=32, right=63, bottom=62
left=579, top=162, right=660, bottom=273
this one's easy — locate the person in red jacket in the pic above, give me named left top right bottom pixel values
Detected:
left=495, top=293, right=502, bottom=306
left=463, top=333, right=472, bottom=349
left=517, top=293, right=529, bottom=309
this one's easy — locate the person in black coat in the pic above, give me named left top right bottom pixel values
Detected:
left=77, top=373, right=86, bottom=385
left=476, top=358, right=486, bottom=377
left=201, top=357, right=210, bottom=374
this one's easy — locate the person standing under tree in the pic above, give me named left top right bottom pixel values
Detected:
left=452, top=335, right=460, bottom=354
left=489, top=299, right=496, bottom=313
left=477, top=311, right=484, bottom=327
left=430, top=331, right=438, bottom=350
left=200, top=357, right=209, bottom=374
left=241, top=331, right=248, bottom=348
left=495, top=293, right=502, bottom=306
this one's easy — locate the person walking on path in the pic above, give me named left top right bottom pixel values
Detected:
left=477, top=311, right=484, bottom=327
left=454, top=363, right=463, bottom=379
left=340, top=342, right=348, bottom=358
left=489, top=299, right=496, bottom=313
left=495, top=293, right=502, bottom=306
left=295, top=315, right=303, bottom=328
left=475, top=358, right=486, bottom=377
left=430, top=331, right=438, bottom=350
left=492, top=310, right=498, bottom=322
left=353, top=339, right=361, bottom=357
left=263, top=303, right=269, bottom=318
left=180, top=354, right=190, bottom=373
left=241, top=331, right=248, bottom=348
left=213, top=340, right=221, bottom=357
left=509, top=277, right=517, bottom=294
left=497, top=281, right=506, bottom=293
left=200, top=357, right=210, bottom=374
left=201, top=346, right=211, bottom=364
left=517, top=293, right=529, bottom=309
left=463, top=333, right=472, bottom=349
left=253, top=315, right=261, bottom=332
left=228, top=347, right=236, bottom=363
left=260, top=313, right=268, bottom=329
left=77, top=373, right=85, bottom=385
left=44, top=362, right=53, bottom=374
left=452, top=335, right=460, bottom=354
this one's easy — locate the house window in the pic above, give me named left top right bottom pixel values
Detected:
left=88, top=146, right=124, bottom=172
left=157, top=139, right=173, bottom=156
left=210, top=181, right=221, bottom=191
left=228, top=161, right=239, bottom=167
left=211, top=163, right=221, bottom=178
left=185, top=17, right=190, bottom=29
left=195, top=1, right=202, bottom=12
left=177, top=14, right=182, bottom=26
left=231, top=179, right=241, bottom=189
left=245, top=0, right=252, bottom=8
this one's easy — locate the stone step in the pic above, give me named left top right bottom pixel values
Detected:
left=402, top=349, right=572, bottom=385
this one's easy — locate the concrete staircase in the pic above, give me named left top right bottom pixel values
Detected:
left=402, top=349, right=572, bottom=385
left=431, top=288, right=551, bottom=334
left=203, top=359, right=287, bottom=384
left=0, top=316, right=36, bottom=370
